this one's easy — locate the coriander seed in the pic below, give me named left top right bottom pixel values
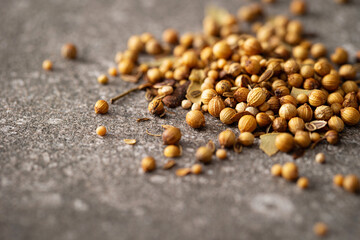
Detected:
left=162, top=28, right=179, bottom=44
left=218, top=129, right=236, bottom=148
left=94, top=100, right=109, bottom=114
left=208, top=96, right=225, bottom=117
left=272, top=117, right=287, bottom=132
left=148, top=99, right=165, bottom=115
left=96, top=126, right=107, bottom=136
left=97, top=74, right=108, bottom=85
left=186, top=110, right=205, bottom=128
left=340, top=107, right=360, bottom=125
left=238, top=115, right=257, bottom=133
left=127, top=35, right=144, bottom=52
left=196, top=146, right=212, bottom=163
left=275, top=133, right=294, bottom=152
left=309, top=90, right=327, bottom=107
left=141, top=156, right=156, bottom=172
left=333, top=174, right=344, bottom=187
left=216, top=149, right=227, bottom=160
left=42, top=60, right=53, bottom=71
left=296, top=93, right=308, bottom=104
left=282, top=162, right=298, bottom=181
left=164, top=145, right=181, bottom=158
left=213, top=41, right=232, bottom=59
left=191, top=164, right=203, bottom=174
left=279, top=104, right=297, bottom=120
left=313, top=222, right=328, bottom=237
left=271, top=164, right=282, bottom=177
left=220, top=108, right=237, bottom=125
left=315, top=153, right=326, bottom=164
left=181, top=99, right=192, bottom=109
left=294, top=130, right=311, bottom=148
left=343, top=175, right=359, bottom=193
left=290, top=0, right=306, bottom=16
left=325, top=130, right=339, bottom=145
left=239, top=132, right=255, bottom=146
left=162, top=127, right=181, bottom=145
left=108, top=67, right=118, bottom=76
left=328, top=116, right=344, bottom=132
left=145, top=39, right=163, bottom=55
left=147, top=68, right=162, bottom=83
left=118, top=59, right=134, bottom=75
left=61, top=43, right=77, bottom=59
left=297, top=177, right=309, bottom=189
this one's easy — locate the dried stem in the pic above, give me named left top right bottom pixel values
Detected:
left=110, top=83, right=152, bottom=104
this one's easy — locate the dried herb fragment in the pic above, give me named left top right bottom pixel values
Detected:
left=110, top=83, right=151, bottom=104
left=233, top=139, right=243, bottom=153
left=163, top=81, right=190, bottom=108
left=258, top=69, right=274, bottom=83
left=121, top=71, right=142, bottom=83
left=136, top=118, right=150, bottom=122
left=145, top=130, right=161, bottom=137
left=259, top=133, right=280, bottom=156
left=163, top=160, right=176, bottom=170
left=124, top=139, right=137, bottom=145
left=305, top=120, right=327, bottom=131
left=206, top=140, right=216, bottom=153
left=176, top=168, right=192, bottom=177
left=290, top=87, right=313, bottom=98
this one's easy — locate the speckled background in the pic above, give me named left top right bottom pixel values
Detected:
left=1, top=0, right=360, bottom=239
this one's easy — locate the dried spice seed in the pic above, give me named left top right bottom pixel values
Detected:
left=176, top=168, right=192, bottom=177
left=124, top=139, right=137, bottom=145
left=141, top=156, right=156, bottom=172
left=96, top=126, right=107, bottom=136
left=163, top=160, right=176, bottom=170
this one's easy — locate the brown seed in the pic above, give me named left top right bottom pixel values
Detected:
left=238, top=132, right=255, bottom=146
left=238, top=115, right=257, bottom=133
left=196, top=146, right=212, bottom=163
left=311, top=43, right=327, bottom=59
left=201, top=89, right=217, bottom=105
left=148, top=99, right=165, bottom=115
left=97, top=74, right=108, bottom=85
left=256, top=112, right=272, bottom=127
left=128, top=35, right=144, bottom=52
left=218, top=129, right=236, bottom=148
left=309, top=90, right=327, bottom=107
left=247, top=87, right=266, bottom=107
left=42, top=60, right=53, bottom=71
left=328, top=116, right=344, bottom=132
left=325, top=130, right=339, bottom=145
left=162, top=28, right=179, bottom=44
left=208, top=96, right=225, bottom=118
left=272, top=117, right=288, bottom=132
left=141, top=156, right=156, bottom=172
left=220, top=108, right=237, bottom=125
left=343, top=175, right=359, bottom=193
left=215, top=80, right=232, bottom=95
left=242, top=38, right=262, bottom=55
left=191, top=164, right=203, bottom=174
left=162, top=127, right=182, bottom=145
left=321, top=74, right=340, bottom=91
left=333, top=174, right=344, bottom=187
left=314, top=61, right=331, bottom=76
left=297, top=103, right=313, bottom=122
left=94, top=100, right=109, bottom=114
left=314, top=105, right=333, bottom=121
left=216, top=149, right=227, bottom=159
left=294, top=130, right=311, bottom=148
left=275, top=133, right=294, bottom=152
left=290, top=0, right=306, bottom=15
left=118, top=59, right=135, bottom=75
left=96, top=126, right=107, bottom=136
left=340, top=107, right=360, bottom=125
left=279, top=104, right=297, bottom=120
left=186, top=110, right=205, bottom=128
left=313, top=222, right=328, bottom=236
left=297, top=177, right=309, bottom=189
left=163, top=145, right=181, bottom=158
left=282, top=162, right=298, bottom=181
left=213, top=41, right=232, bottom=59
left=271, top=164, right=282, bottom=177
left=315, top=153, right=326, bottom=164
left=61, top=43, right=77, bottom=59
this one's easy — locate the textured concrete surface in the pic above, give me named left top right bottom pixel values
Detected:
left=1, top=0, right=360, bottom=239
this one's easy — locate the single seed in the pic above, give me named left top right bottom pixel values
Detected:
left=94, top=100, right=109, bottom=114
left=271, top=164, right=282, bottom=177
left=61, top=43, right=77, bottom=59
left=315, top=153, right=326, bottom=164
left=333, top=174, right=344, bottom=187
left=97, top=74, right=108, bottom=84
left=282, top=162, right=298, bottom=181
left=313, top=222, right=328, bottom=237
left=42, top=60, right=53, bottom=71
left=191, top=164, right=203, bottom=174
left=297, top=177, right=309, bottom=189
left=96, top=126, right=107, bottom=136
left=141, top=156, right=156, bottom=172
left=216, top=149, right=227, bottom=160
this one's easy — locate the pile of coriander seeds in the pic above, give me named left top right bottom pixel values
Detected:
left=91, top=3, right=360, bottom=193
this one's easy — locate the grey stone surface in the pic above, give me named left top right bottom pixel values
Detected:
left=1, top=0, right=360, bottom=239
